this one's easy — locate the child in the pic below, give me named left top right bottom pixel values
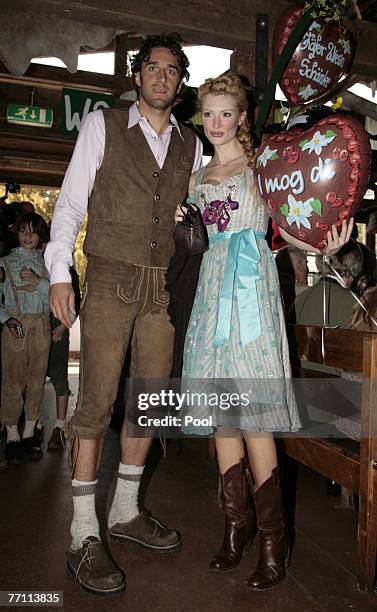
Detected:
left=46, top=265, right=80, bottom=450
left=0, top=212, right=50, bottom=464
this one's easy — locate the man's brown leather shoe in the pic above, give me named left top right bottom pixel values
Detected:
left=66, top=537, right=125, bottom=596
left=109, top=511, right=181, bottom=551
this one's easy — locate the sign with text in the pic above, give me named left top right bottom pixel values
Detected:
left=60, top=88, right=115, bottom=136
left=274, top=5, right=355, bottom=106
left=7, top=104, right=53, bottom=128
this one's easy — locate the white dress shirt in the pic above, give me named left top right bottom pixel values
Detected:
left=45, top=102, right=203, bottom=284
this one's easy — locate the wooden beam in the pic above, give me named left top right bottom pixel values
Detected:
left=0, top=62, right=130, bottom=95
left=0, top=128, right=73, bottom=187
left=346, top=19, right=377, bottom=79
left=341, top=91, right=377, bottom=121
left=0, top=130, right=74, bottom=158
left=2, top=0, right=290, bottom=49
left=284, top=437, right=360, bottom=492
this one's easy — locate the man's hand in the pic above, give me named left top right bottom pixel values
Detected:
left=321, top=218, right=354, bottom=256
left=52, top=323, right=66, bottom=343
left=20, top=267, right=41, bottom=284
left=50, top=283, right=75, bottom=328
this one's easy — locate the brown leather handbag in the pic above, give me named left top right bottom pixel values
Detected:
left=174, top=202, right=209, bottom=256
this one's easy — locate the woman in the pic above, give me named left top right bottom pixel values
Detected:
left=175, top=74, right=353, bottom=590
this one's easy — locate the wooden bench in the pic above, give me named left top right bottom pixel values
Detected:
left=285, top=325, right=377, bottom=593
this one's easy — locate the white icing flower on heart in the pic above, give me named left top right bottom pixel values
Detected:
left=300, top=130, right=336, bottom=155
left=298, top=84, right=318, bottom=101
left=339, top=38, right=351, bottom=54
left=286, top=194, right=313, bottom=229
left=309, top=20, right=321, bottom=32
left=256, top=145, right=278, bottom=168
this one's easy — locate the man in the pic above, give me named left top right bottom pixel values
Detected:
left=45, top=33, right=202, bottom=596
left=290, top=241, right=363, bottom=327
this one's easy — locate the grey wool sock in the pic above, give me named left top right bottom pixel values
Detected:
left=70, top=479, right=100, bottom=550
left=108, top=463, right=144, bottom=528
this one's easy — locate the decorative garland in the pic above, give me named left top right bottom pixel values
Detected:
left=304, top=0, right=351, bottom=22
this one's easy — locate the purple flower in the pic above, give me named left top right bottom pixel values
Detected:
left=202, top=198, right=239, bottom=232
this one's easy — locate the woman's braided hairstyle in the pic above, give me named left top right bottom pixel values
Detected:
left=197, top=74, right=255, bottom=165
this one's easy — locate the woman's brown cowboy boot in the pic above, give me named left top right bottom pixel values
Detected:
left=210, top=457, right=257, bottom=572
left=248, top=466, right=289, bottom=590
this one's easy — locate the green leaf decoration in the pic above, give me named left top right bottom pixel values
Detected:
left=325, top=130, right=336, bottom=139
left=299, top=139, right=309, bottom=149
left=305, top=0, right=349, bottom=22
left=270, top=152, right=279, bottom=160
left=280, top=204, right=289, bottom=217
left=256, top=161, right=260, bottom=169
left=311, top=198, right=322, bottom=216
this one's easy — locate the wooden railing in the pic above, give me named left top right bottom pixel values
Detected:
left=285, top=325, right=377, bottom=593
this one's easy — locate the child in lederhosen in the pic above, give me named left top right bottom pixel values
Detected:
left=0, top=212, right=50, bottom=464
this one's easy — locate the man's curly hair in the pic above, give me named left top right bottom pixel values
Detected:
left=131, top=33, right=190, bottom=81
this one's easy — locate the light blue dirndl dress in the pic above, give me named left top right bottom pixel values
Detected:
left=181, top=167, right=300, bottom=434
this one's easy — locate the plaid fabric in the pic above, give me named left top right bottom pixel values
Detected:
left=0, top=247, right=50, bottom=324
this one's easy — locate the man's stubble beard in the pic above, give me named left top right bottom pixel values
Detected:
left=139, top=87, right=178, bottom=112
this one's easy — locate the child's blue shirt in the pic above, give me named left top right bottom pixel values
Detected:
left=0, top=247, right=50, bottom=324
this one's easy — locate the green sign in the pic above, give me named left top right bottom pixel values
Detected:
left=61, top=88, right=115, bottom=135
left=7, top=104, right=53, bottom=128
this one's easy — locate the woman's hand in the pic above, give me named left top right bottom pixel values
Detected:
left=52, top=323, right=66, bottom=343
left=174, top=205, right=187, bottom=225
left=20, top=267, right=40, bottom=284
left=279, top=218, right=354, bottom=255
left=321, top=218, right=354, bottom=256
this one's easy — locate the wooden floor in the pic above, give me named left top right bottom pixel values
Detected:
left=0, top=373, right=376, bottom=612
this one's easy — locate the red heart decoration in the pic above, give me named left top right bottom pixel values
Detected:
left=255, top=115, right=371, bottom=249
left=274, top=4, right=355, bottom=106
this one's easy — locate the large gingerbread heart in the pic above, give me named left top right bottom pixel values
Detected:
left=274, top=4, right=355, bottom=106
left=255, top=115, right=371, bottom=249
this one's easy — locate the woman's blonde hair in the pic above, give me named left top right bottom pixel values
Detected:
left=197, top=74, right=254, bottom=165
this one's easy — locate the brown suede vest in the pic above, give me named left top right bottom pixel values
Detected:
left=83, top=106, right=197, bottom=267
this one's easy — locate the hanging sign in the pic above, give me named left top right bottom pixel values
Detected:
left=274, top=4, right=355, bottom=106
left=60, top=88, right=115, bottom=136
left=7, top=104, right=53, bottom=128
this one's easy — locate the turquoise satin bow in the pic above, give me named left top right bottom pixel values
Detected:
left=210, top=228, right=265, bottom=348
